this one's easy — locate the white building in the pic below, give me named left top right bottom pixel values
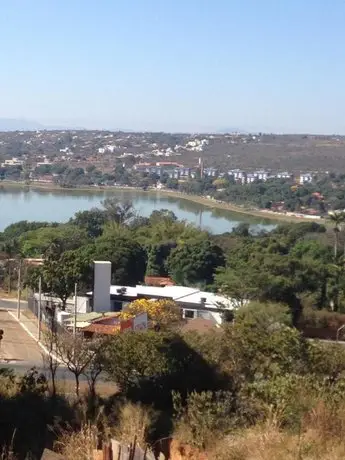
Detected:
left=228, top=169, right=245, bottom=180
left=87, top=262, right=235, bottom=325
left=253, top=170, right=269, bottom=181
left=299, top=173, right=313, bottom=184
left=246, top=173, right=256, bottom=183
left=36, top=157, right=52, bottom=167
left=276, top=172, right=293, bottom=179
left=91, top=284, right=234, bottom=325
left=1, top=157, right=24, bottom=167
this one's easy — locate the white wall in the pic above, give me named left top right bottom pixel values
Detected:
left=93, top=261, right=111, bottom=312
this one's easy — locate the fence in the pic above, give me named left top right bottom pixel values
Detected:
left=27, top=296, right=69, bottom=335
left=94, top=437, right=155, bottom=460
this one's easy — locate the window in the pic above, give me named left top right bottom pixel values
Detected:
left=184, top=310, right=195, bottom=319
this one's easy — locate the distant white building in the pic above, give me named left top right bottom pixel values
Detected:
left=246, top=173, right=256, bottom=183
left=253, top=170, right=269, bottom=181
left=228, top=169, right=245, bottom=180
left=204, top=167, right=218, bottom=177
left=299, top=173, right=313, bottom=184
left=1, top=157, right=24, bottom=167
left=276, top=172, right=293, bottom=179
left=36, top=157, right=52, bottom=167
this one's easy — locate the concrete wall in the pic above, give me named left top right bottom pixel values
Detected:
left=93, top=261, right=111, bottom=312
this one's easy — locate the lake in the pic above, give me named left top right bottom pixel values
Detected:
left=0, top=186, right=277, bottom=234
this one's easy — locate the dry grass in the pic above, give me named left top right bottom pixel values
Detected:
left=55, top=423, right=99, bottom=460
left=54, top=402, right=154, bottom=459
left=208, top=402, right=345, bottom=460
left=113, top=402, right=155, bottom=449
left=54, top=379, right=118, bottom=398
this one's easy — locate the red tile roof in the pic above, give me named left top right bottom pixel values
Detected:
left=144, top=276, right=175, bottom=286
left=82, top=323, right=121, bottom=335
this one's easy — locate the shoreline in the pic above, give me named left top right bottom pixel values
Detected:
left=0, top=180, right=323, bottom=224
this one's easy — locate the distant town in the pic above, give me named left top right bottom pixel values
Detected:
left=1, top=129, right=345, bottom=217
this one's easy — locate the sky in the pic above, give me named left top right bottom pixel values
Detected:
left=0, top=0, right=344, bottom=133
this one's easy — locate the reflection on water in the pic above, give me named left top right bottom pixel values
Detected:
left=0, top=186, right=277, bottom=234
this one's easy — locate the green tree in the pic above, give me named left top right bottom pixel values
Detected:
left=1, top=220, right=54, bottom=240
left=104, top=331, right=224, bottom=408
left=215, top=263, right=262, bottom=308
left=90, top=234, right=147, bottom=285
left=234, top=301, right=292, bottom=327
left=167, top=240, right=225, bottom=286
left=328, top=212, right=345, bottom=259
left=26, top=248, right=90, bottom=310
left=102, top=197, right=135, bottom=224
left=232, top=222, right=250, bottom=237
left=146, top=242, right=176, bottom=276
left=20, top=225, right=88, bottom=257
left=69, top=208, right=107, bottom=238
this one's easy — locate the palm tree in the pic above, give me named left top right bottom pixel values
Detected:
left=328, top=212, right=345, bottom=259
left=328, top=212, right=345, bottom=311
left=102, top=197, right=135, bottom=225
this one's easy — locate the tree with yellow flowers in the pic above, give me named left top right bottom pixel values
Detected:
left=119, top=298, right=181, bottom=329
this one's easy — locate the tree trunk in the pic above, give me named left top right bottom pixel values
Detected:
left=75, top=374, right=80, bottom=398
left=8, top=264, right=11, bottom=294
left=334, top=231, right=339, bottom=259
left=51, top=368, right=57, bottom=398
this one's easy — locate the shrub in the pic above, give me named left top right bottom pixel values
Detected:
left=113, top=402, right=156, bottom=448
left=56, top=423, right=98, bottom=460
left=173, top=391, right=235, bottom=449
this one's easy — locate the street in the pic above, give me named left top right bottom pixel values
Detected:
left=0, top=298, right=28, bottom=311
left=0, top=302, right=115, bottom=393
left=0, top=304, right=76, bottom=382
left=0, top=309, right=42, bottom=366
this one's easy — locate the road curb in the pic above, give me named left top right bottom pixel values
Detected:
left=7, top=311, right=63, bottom=364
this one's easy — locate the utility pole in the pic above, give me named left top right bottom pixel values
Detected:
left=38, top=276, right=42, bottom=341
left=17, top=260, right=21, bottom=319
left=73, top=283, right=78, bottom=337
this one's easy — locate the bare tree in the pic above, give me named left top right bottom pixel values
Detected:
left=82, top=339, right=107, bottom=399
left=53, top=332, right=96, bottom=398
left=42, top=330, right=61, bottom=398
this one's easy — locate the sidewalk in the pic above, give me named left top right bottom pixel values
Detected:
left=17, top=308, right=40, bottom=340
left=0, top=309, right=42, bottom=363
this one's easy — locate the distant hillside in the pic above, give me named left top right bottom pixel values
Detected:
left=0, top=118, right=86, bottom=131
left=217, top=127, right=248, bottom=134
left=0, top=118, right=46, bottom=131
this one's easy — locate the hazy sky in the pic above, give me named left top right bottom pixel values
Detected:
left=1, top=0, right=344, bottom=133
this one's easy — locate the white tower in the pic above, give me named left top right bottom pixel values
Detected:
left=93, top=261, right=111, bottom=312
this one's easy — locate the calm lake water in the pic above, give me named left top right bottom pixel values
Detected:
left=0, top=186, right=277, bottom=234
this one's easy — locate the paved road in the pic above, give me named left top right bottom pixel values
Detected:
left=0, top=304, right=98, bottom=383
left=0, top=302, right=115, bottom=393
left=0, top=309, right=42, bottom=365
left=0, top=298, right=28, bottom=311
left=0, top=306, right=76, bottom=380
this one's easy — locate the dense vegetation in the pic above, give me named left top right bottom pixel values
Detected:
left=1, top=198, right=345, bottom=315
left=3, top=304, right=345, bottom=458
left=2, top=202, right=345, bottom=457
left=166, top=173, right=345, bottom=214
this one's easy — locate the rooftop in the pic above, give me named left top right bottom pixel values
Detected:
left=89, top=284, right=234, bottom=310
